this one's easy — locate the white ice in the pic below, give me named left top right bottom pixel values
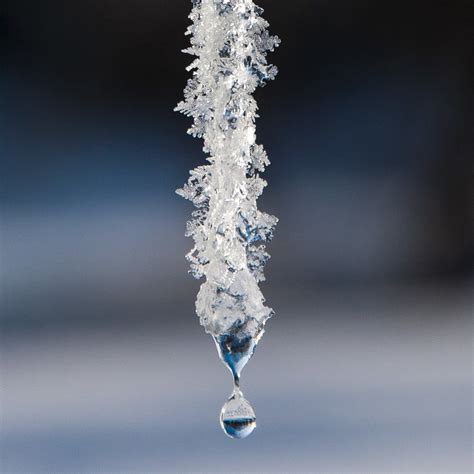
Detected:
left=176, top=0, right=279, bottom=343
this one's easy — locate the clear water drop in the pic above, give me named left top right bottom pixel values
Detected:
left=213, top=326, right=260, bottom=438
left=220, top=390, right=256, bottom=439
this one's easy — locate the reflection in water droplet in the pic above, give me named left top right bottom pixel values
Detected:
left=214, top=332, right=258, bottom=384
left=213, top=324, right=262, bottom=438
left=220, top=392, right=256, bottom=439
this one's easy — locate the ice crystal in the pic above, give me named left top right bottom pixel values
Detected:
left=176, top=0, right=279, bottom=349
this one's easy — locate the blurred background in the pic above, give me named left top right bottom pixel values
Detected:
left=1, top=0, right=473, bottom=472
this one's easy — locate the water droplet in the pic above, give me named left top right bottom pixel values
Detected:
left=213, top=330, right=259, bottom=383
left=220, top=391, right=256, bottom=439
left=213, top=326, right=261, bottom=438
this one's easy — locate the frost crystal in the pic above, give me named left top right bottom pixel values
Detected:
left=176, top=0, right=279, bottom=350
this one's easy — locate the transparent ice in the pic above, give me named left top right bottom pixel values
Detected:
left=176, top=0, right=279, bottom=438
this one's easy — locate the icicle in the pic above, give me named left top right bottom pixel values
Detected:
left=176, top=0, right=279, bottom=439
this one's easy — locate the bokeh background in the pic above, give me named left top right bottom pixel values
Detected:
left=1, top=0, right=473, bottom=472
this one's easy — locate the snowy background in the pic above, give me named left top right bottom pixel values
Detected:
left=1, top=0, right=472, bottom=472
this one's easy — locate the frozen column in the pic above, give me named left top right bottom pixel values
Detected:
left=176, top=0, right=279, bottom=439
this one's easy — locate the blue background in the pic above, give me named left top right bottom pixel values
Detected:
left=1, top=0, right=472, bottom=472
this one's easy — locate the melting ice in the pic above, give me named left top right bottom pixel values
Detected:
left=175, top=0, right=279, bottom=438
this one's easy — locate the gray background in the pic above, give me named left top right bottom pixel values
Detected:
left=1, top=0, right=472, bottom=472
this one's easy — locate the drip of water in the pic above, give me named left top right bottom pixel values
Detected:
left=214, top=330, right=259, bottom=439
left=214, top=331, right=258, bottom=384
left=220, top=388, right=256, bottom=440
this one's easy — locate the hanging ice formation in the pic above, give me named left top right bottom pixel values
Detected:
left=176, top=0, right=279, bottom=439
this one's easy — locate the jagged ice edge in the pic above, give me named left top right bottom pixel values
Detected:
left=175, top=0, right=279, bottom=339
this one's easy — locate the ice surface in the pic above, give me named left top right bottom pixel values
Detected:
left=176, top=0, right=279, bottom=352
